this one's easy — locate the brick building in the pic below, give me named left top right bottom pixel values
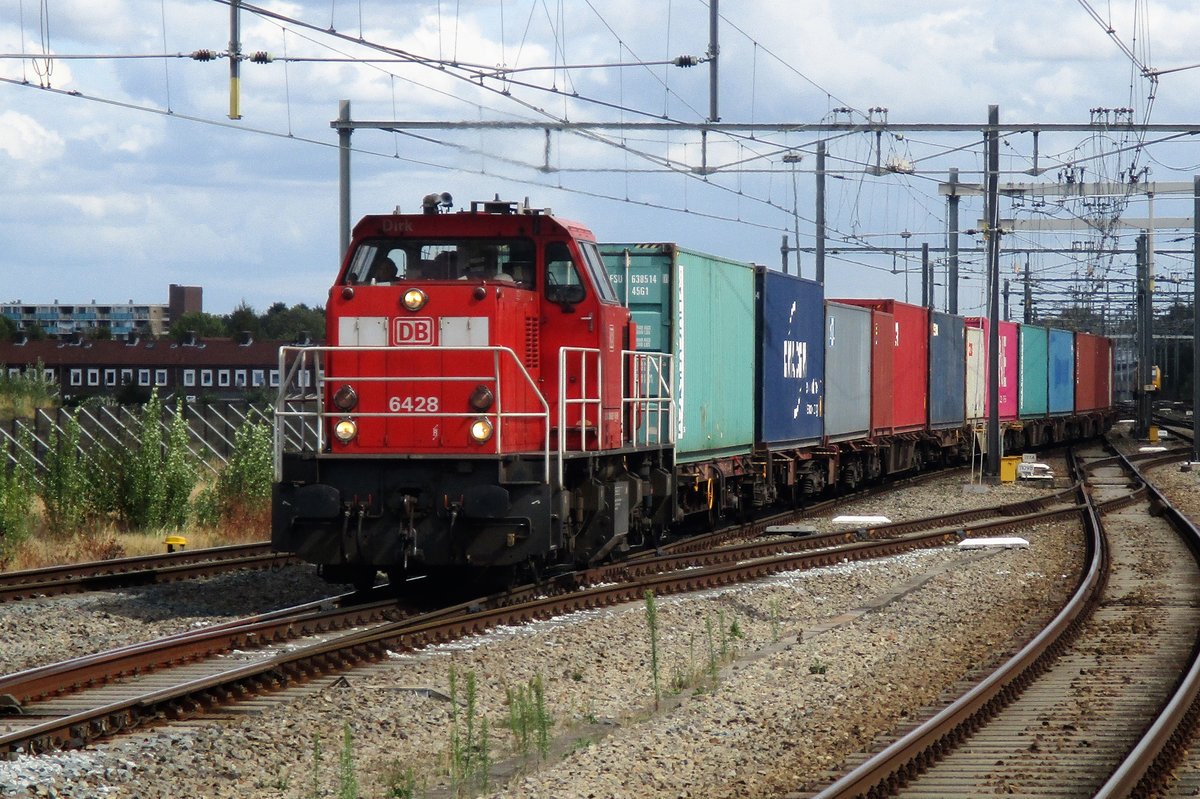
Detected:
left=0, top=334, right=310, bottom=402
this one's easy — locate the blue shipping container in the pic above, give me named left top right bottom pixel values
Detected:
left=928, top=312, right=966, bottom=428
left=757, top=269, right=824, bottom=446
left=1048, top=328, right=1075, bottom=414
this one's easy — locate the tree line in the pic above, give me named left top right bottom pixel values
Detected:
left=0, top=302, right=325, bottom=343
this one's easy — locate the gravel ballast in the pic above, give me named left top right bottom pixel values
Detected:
left=0, top=471, right=1098, bottom=798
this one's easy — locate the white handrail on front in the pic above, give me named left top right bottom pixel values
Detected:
left=275, top=344, right=677, bottom=489
left=274, top=345, right=551, bottom=483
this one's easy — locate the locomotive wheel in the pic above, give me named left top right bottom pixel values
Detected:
left=352, top=569, right=378, bottom=594
left=385, top=567, right=407, bottom=592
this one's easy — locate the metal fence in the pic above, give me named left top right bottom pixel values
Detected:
left=0, top=400, right=272, bottom=477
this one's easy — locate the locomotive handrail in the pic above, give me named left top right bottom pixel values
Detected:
left=622, top=349, right=675, bottom=448
left=274, top=344, right=552, bottom=484
left=276, top=344, right=676, bottom=488
left=554, top=347, right=677, bottom=486
left=558, top=345, right=602, bottom=459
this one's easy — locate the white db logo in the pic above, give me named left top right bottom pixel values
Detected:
left=394, top=317, right=434, bottom=345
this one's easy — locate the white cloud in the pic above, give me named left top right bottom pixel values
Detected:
left=71, top=120, right=164, bottom=155
left=0, top=110, right=65, bottom=164
left=60, top=192, right=149, bottom=221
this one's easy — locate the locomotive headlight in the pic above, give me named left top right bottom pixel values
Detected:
left=334, top=418, right=358, bottom=443
left=402, top=288, right=428, bottom=312
left=469, top=417, right=494, bottom=443
left=469, top=384, right=495, bottom=411
left=333, top=384, right=358, bottom=411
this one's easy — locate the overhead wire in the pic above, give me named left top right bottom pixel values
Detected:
left=8, top=0, right=1190, bottom=308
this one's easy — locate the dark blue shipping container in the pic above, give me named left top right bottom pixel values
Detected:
left=1048, top=328, right=1075, bottom=414
left=928, top=312, right=966, bottom=429
left=756, top=268, right=825, bottom=447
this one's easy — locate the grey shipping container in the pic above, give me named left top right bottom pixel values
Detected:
left=928, top=311, right=966, bottom=428
left=601, top=243, right=757, bottom=462
left=757, top=268, right=824, bottom=447
left=823, top=302, right=872, bottom=441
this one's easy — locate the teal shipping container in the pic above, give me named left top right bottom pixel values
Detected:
left=1018, top=325, right=1049, bottom=418
left=601, top=244, right=757, bottom=463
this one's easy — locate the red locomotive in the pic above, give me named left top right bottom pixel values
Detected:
left=272, top=196, right=674, bottom=588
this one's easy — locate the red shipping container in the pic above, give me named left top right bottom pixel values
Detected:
left=871, top=310, right=894, bottom=436
left=835, top=299, right=929, bottom=433
left=1096, top=337, right=1112, bottom=408
left=965, top=317, right=1019, bottom=421
left=1075, top=333, right=1112, bottom=411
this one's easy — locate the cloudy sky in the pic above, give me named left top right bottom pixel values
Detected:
left=3, top=1, right=1200, bottom=317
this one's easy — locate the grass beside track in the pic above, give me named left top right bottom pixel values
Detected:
left=2, top=523, right=267, bottom=573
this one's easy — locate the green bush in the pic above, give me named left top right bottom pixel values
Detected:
left=0, top=426, right=36, bottom=563
left=448, top=666, right=491, bottom=795
left=117, top=392, right=196, bottom=530
left=0, top=361, right=57, bottom=419
left=160, top=402, right=196, bottom=528
left=41, top=412, right=92, bottom=535
left=506, top=673, right=552, bottom=764
left=197, top=420, right=273, bottom=529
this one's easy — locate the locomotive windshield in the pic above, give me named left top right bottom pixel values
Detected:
left=345, top=238, right=536, bottom=287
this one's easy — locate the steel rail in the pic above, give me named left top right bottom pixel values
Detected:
left=0, top=593, right=384, bottom=707
left=0, top=543, right=297, bottom=602
left=1094, top=448, right=1200, bottom=797
left=808, top=450, right=1109, bottom=799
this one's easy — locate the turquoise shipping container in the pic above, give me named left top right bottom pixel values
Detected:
left=1018, top=325, right=1049, bottom=417
left=600, top=243, right=757, bottom=463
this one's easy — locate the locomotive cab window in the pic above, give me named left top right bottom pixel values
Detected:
left=579, top=240, right=619, bottom=304
left=344, top=238, right=535, bottom=288
left=345, top=243, right=408, bottom=285
left=544, top=241, right=587, bottom=306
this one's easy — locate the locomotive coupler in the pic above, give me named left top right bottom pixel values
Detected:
left=445, top=498, right=462, bottom=529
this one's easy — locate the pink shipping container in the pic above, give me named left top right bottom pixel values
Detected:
left=835, top=299, right=929, bottom=433
left=965, top=318, right=1019, bottom=422
left=1074, top=333, right=1113, bottom=411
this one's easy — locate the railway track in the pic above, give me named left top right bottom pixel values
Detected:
left=803, top=441, right=1200, bottom=798
left=0, top=476, right=1089, bottom=758
left=0, top=468, right=966, bottom=607
left=0, top=542, right=299, bottom=602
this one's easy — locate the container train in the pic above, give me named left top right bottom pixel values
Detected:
left=271, top=197, right=1114, bottom=588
